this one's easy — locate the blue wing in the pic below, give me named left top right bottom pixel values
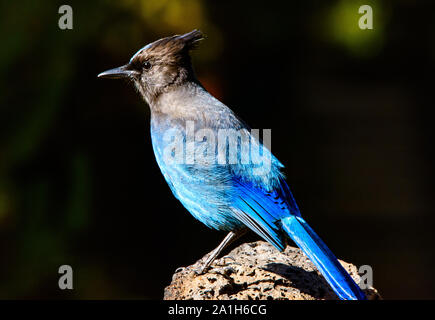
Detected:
left=228, top=155, right=366, bottom=300
left=229, top=161, right=301, bottom=251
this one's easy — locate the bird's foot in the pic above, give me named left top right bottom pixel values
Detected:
left=196, top=258, right=213, bottom=274
left=190, top=264, right=208, bottom=275
left=198, top=266, right=208, bottom=275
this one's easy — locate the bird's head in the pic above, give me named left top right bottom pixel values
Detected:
left=98, top=30, right=203, bottom=105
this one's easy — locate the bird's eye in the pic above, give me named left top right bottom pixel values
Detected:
left=143, top=61, right=152, bottom=70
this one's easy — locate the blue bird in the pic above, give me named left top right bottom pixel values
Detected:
left=98, top=30, right=366, bottom=300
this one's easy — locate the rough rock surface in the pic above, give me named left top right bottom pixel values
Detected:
left=164, top=241, right=380, bottom=300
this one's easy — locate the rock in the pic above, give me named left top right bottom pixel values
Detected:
left=164, top=241, right=380, bottom=300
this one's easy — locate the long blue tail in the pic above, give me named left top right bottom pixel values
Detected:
left=281, top=215, right=366, bottom=300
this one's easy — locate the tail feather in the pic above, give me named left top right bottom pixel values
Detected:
left=281, top=215, right=366, bottom=300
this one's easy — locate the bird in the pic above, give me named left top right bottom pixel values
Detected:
left=98, top=30, right=366, bottom=300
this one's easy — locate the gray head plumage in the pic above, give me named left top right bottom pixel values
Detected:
left=98, top=30, right=204, bottom=104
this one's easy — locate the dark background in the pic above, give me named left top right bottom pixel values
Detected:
left=0, top=0, right=434, bottom=299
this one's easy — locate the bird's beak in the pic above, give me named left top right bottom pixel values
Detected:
left=97, top=65, right=138, bottom=79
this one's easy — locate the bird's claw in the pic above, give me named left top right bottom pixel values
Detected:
left=175, top=267, right=185, bottom=273
left=222, top=255, right=235, bottom=261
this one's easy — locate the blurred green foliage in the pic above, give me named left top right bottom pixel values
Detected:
left=326, top=0, right=387, bottom=57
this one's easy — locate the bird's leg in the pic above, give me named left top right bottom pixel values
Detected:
left=199, top=229, right=247, bottom=274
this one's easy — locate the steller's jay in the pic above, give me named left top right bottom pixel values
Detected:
left=98, top=30, right=366, bottom=300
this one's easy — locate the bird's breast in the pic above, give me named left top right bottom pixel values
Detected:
left=149, top=115, right=244, bottom=230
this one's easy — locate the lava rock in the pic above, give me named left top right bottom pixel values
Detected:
left=164, top=241, right=380, bottom=300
